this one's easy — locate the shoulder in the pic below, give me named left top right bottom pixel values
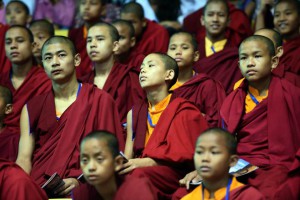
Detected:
left=181, top=186, right=201, bottom=200
left=72, top=183, right=100, bottom=200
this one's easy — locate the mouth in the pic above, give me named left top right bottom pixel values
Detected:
left=10, top=52, right=19, bottom=57
left=51, top=69, right=63, bottom=75
left=246, top=69, right=257, bottom=75
left=89, top=51, right=98, bottom=57
left=139, top=76, right=146, bottom=82
left=175, top=57, right=183, bottom=62
left=211, top=24, right=220, bottom=29
left=278, top=22, right=288, bottom=29
left=86, top=175, right=98, bottom=181
left=199, top=166, right=211, bottom=172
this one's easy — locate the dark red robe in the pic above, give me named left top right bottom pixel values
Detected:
left=0, top=127, right=19, bottom=161
left=130, top=98, right=208, bottom=199
left=281, top=35, right=300, bottom=75
left=171, top=73, right=226, bottom=127
left=116, top=51, right=145, bottom=71
left=220, top=76, right=300, bottom=198
left=27, top=83, right=124, bottom=186
left=68, top=26, right=92, bottom=78
left=273, top=63, right=300, bottom=87
left=131, top=19, right=169, bottom=56
left=194, top=47, right=242, bottom=94
left=72, top=175, right=156, bottom=200
left=183, top=2, right=252, bottom=40
left=0, top=158, right=48, bottom=200
left=79, top=62, right=145, bottom=126
left=0, top=24, right=10, bottom=74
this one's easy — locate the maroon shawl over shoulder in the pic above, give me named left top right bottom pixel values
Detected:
left=281, top=35, right=300, bottom=75
left=27, top=84, right=124, bottom=186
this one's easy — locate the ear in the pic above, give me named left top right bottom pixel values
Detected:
left=5, top=104, right=13, bottom=115
left=165, top=69, right=175, bottom=81
left=26, top=15, right=32, bottom=24
left=200, top=15, right=205, bottom=26
left=229, top=155, right=239, bottom=167
left=112, top=41, right=120, bottom=53
left=114, top=155, right=124, bottom=172
left=271, top=55, right=279, bottom=71
left=74, top=53, right=81, bottom=67
left=193, top=51, right=200, bottom=62
left=142, top=18, right=147, bottom=28
left=31, top=41, right=37, bottom=49
left=100, top=5, right=107, bottom=17
left=226, top=16, right=231, bottom=27
left=130, top=37, right=136, bottom=48
left=276, top=46, right=284, bottom=58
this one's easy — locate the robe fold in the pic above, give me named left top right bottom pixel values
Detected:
left=27, top=83, right=124, bottom=186
left=281, top=35, right=300, bottom=75
left=171, top=73, right=226, bottom=127
left=194, top=47, right=242, bottom=94
left=0, top=24, right=10, bottom=74
left=68, top=26, right=92, bottom=78
left=183, top=2, right=252, bottom=40
left=220, top=76, right=300, bottom=198
left=131, top=98, right=208, bottom=199
left=80, top=62, right=145, bottom=125
left=132, top=19, right=169, bottom=56
left=272, top=63, right=300, bottom=87
left=0, top=158, right=48, bottom=200
left=0, top=127, right=19, bottom=161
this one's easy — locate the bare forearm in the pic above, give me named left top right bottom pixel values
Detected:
left=16, top=158, right=32, bottom=174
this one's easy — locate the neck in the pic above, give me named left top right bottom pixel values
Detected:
left=203, top=175, right=231, bottom=198
left=12, top=60, right=33, bottom=78
left=95, top=178, right=118, bottom=200
left=146, top=86, right=169, bottom=109
left=52, top=75, right=79, bottom=99
left=249, top=77, right=271, bottom=96
left=178, top=66, right=194, bottom=83
left=283, top=32, right=300, bottom=41
left=94, top=57, right=115, bottom=76
left=207, top=33, right=226, bottom=44
left=84, top=21, right=99, bottom=29
left=115, top=52, right=130, bottom=63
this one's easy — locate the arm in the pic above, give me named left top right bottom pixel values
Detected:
left=124, top=109, right=134, bottom=159
left=179, top=170, right=202, bottom=190
left=254, top=0, right=274, bottom=31
left=15, top=105, right=35, bottom=174
left=119, top=157, right=158, bottom=175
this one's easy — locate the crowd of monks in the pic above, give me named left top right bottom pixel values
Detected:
left=0, top=0, right=299, bottom=199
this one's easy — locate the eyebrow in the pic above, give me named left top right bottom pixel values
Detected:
left=44, top=50, right=67, bottom=56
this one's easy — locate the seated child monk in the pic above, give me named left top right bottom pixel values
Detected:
left=29, top=19, right=55, bottom=66
left=120, top=2, right=169, bottom=56
left=167, top=31, right=226, bottom=127
left=16, top=36, right=124, bottom=197
left=112, top=19, right=145, bottom=70
left=198, top=0, right=245, bottom=60
left=119, top=53, right=208, bottom=199
left=68, top=0, right=106, bottom=78
left=273, top=0, right=300, bottom=75
left=72, top=130, right=156, bottom=200
left=220, top=35, right=300, bottom=199
left=0, top=25, right=52, bottom=135
left=81, top=22, right=145, bottom=128
left=181, top=128, right=264, bottom=200
left=0, top=158, right=48, bottom=200
left=5, top=0, right=32, bottom=26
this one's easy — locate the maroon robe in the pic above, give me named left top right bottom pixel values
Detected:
left=281, top=35, right=300, bottom=75
left=171, top=73, right=226, bottom=127
left=220, top=76, right=300, bottom=198
left=273, top=63, right=300, bottom=87
left=0, top=24, right=10, bottom=74
left=72, top=175, right=156, bottom=200
left=68, top=26, right=92, bottom=78
left=183, top=2, right=252, bottom=39
left=0, top=127, right=18, bottom=161
left=80, top=62, right=145, bottom=126
left=27, top=83, right=124, bottom=186
left=116, top=51, right=145, bottom=71
left=132, top=19, right=169, bottom=56
left=194, top=47, right=242, bottom=94
left=0, top=158, right=48, bottom=200
left=130, top=98, right=208, bottom=199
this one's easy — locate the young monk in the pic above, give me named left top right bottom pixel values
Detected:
left=167, top=32, right=226, bottom=127
left=112, top=19, right=145, bottom=70
left=29, top=19, right=55, bottom=66
left=0, top=25, right=51, bottom=135
left=120, top=2, right=169, bottom=56
left=120, top=53, right=208, bottom=199
left=5, top=0, right=32, bottom=26
left=220, top=35, right=300, bottom=199
left=81, top=22, right=145, bottom=128
left=273, top=0, right=300, bottom=75
left=181, top=128, right=264, bottom=200
left=68, top=0, right=106, bottom=78
left=72, top=130, right=156, bottom=200
left=16, top=36, right=124, bottom=197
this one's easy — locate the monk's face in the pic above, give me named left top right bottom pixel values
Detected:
left=42, top=42, right=80, bottom=83
left=274, top=1, right=300, bottom=38
left=5, top=2, right=30, bottom=26
left=5, top=27, right=33, bottom=64
left=30, top=25, right=52, bottom=59
left=87, top=25, right=119, bottom=63
left=80, top=0, right=103, bottom=22
left=113, top=23, right=135, bottom=55
left=80, top=138, right=122, bottom=187
left=120, top=12, right=146, bottom=38
left=238, top=40, right=276, bottom=83
left=194, top=133, right=235, bottom=181
left=167, top=33, right=199, bottom=69
left=201, top=2, right=229, bottom=38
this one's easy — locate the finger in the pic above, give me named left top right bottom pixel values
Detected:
left=54, top=184, right=67, bottom=194
left=57, top=184, right=75, bottom=196
left=185, top=181, right=190, bottom=190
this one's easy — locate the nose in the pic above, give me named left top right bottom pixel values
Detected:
left=88, top=160, right=96, bottom=172
left=51, top=55, right=60, bottom=67
left=247, top=57, right=255, bottom=67
left=201, top=152, right=210, bottom=162
left=212, top=13, right=218, bottom=21
left=10, top=40, right=17, bottom=49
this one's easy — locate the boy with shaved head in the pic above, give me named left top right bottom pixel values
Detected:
left=220, top=35, right=300, bottom=198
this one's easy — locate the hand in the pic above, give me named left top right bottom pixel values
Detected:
left=55, top=178, right=79, bottom=196
left=179, top=170, right=202, bottom=190
left=118, top=158, right=157, bottom=175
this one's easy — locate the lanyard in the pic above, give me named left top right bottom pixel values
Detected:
left=248, top=91, right=259, bottom=105
left=147, top=112, right=156, bottom=128
left=211, top=46, right=216, bottom=53
left=202, top=178, right=232, bottom=200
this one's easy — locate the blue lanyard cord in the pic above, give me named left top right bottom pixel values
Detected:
left=147, top=112, right=156, bottom=128
left=202, top=178, right=232, bottom=200
left=211, top=46, right=216, bottom=53
left=248, top=91, right=259, bottom=105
